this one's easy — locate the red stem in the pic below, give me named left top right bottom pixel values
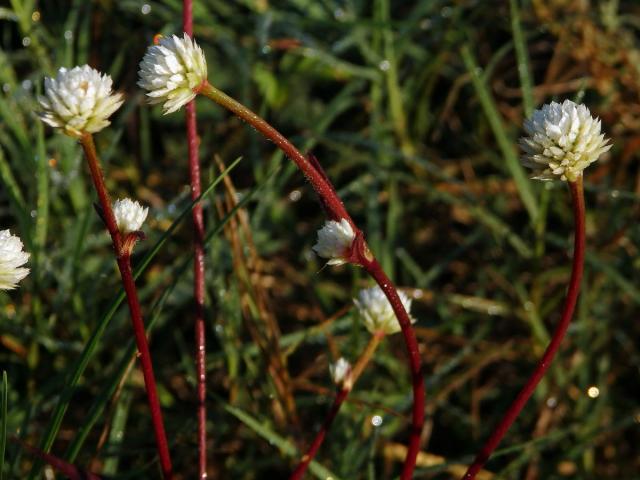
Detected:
left=290, top=332, right=385, bottom=480
left=199, top=82, right=350, bottom=222
left=289, top=388, right=349, bottom=479
left=183, top=4, right=208, bottom=478
left=200, top=82, right=425, bottom=478
left=461, top=179, right=585, bottom=479
left=80, top=134, right=174, bottom=480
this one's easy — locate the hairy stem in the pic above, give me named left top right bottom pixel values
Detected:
left=289, top=332, right=385, bottom=479
left=200, top=82, right=425, bottom=478
left=462, top=178, right=585, bottom=479
left=183, top=5, right=208, bottom=477
left=80, top=134, right=174, bottom=480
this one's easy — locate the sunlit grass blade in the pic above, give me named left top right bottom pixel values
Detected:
left=460, top=43, right=538, bottom=224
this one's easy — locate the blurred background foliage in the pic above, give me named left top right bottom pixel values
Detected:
left=1, top=0, right=639, bottom=478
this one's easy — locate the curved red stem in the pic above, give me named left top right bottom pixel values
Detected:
left=200, top=82, right=425, bottom=478
left=462, top=179, right=585, bottom=479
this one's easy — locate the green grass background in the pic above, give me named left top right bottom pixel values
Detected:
left=1, top=0, right=639, bottom=478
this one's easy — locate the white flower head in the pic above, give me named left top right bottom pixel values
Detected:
left=0, top=230, right=30, bottom=291
left=138, top=33, right=208, bottom=114
left=520, top=100, right=611, bottom=182
left=354, top=286, right=415, bottom=335
left=312, top=219, right=355, bottom=266
left=329, top=357, right=352, bottom=387
left=38, top=65, right=124, bottom=138
left=112, top=198, right=148, bottom=234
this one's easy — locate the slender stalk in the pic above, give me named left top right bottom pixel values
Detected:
left=183, top=4, right=208, bottom=477
left=79, top=134, right=174, bottom=480
left=199, top=82, right=350, bottom=221
left=461, top=179, right=585, bottom=479
left=200, top=82, right=425, bottom=478
left=290, top=332, right=385, bottom=480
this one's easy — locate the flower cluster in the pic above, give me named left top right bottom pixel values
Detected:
left=312, top=219, right=355, bottom=266
left=39, top=65, right=123, bottom=137
left=113, top=198, right=149, bottom=234
left=329, top=358, right=352, bottom=387
left=0, top=230, right=30, bottom=291
left=520, top=100, right=611, bottom=182
left=354, top=286, right=415, bottom=335
left=138, top=33, right=208, bottom=114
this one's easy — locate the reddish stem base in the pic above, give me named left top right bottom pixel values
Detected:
left=462, top=179, right=585, bottom=479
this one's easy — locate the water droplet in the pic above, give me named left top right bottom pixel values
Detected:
left=31, top=11, right=41, bottom=22
left=22, top=37, right=31, bottom=47
left=371, top=415, right=383, bottom=427
left=524, top=301, right=534, bottom=311
left=261, top=45, right=271, bottom=54
left=288, top=189, right=301, bottom=202
left=610, top=189, right=619, bottom=199
left=64, top=30, right=73, bottom=41
left=167, top=204, right=176, bottom=214
left=546, top=396, right=557, bottom=408
left=334, top=8, right=345, bottom=20
left=441, top=6, right=452, bottom=17
left=419, top=19, right=431, bottom=30
left=379, top=60, right=390, bottom=71
left=587, top=385, right=600, bottom=398
left=2, top=83, right=10, bottom=93
left=141, top=3, right=151, bottom=14
left=21, top=79, right=32, bottom=90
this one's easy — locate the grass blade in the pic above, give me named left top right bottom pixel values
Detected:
left=460, top=43, right=538, bottom=223
left=510, top=0, right=534, bottom=118
left=222, top=401, right=342, bottom=480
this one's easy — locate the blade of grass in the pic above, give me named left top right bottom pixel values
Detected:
left=460, top=43, right=538, bottom=224
left=222, top=401, right=342, bottom=480
left=0, top=146, right=29, bottom=237
left=509, top=0, right=534, bottom=118
left=34, top=121, right=49, bottom=271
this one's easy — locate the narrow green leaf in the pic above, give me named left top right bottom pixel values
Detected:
left=509, top=0, right=535, bottom=117
left=34, top=122, right=49, bottom=267
left=460, top=43, right=538, bottom=223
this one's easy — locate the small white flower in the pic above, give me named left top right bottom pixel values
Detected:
left=520, top=100, right=611, bottom=182
left=0, top=230, right=30, bottom=291
left=138, top=33, right=208, bottom=114
left=38, top=65, right=124, bottom=138
left=312, top=219, right=355, bottom=266
left=330, top=358, right=352, bottom=386
left=112, top=198, right=148, bottom=234
left=354, top=286, right=415, bottom=335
